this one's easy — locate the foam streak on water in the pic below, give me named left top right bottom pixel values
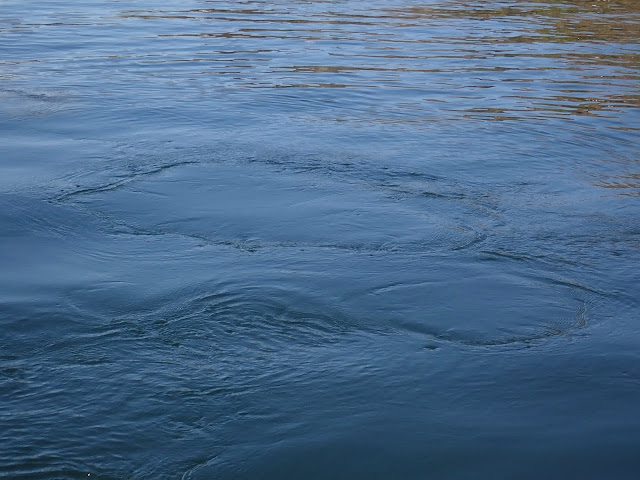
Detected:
left=1, top=1, right=639, bottom=479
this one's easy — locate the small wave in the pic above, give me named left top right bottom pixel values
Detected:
left=0, top=88, right=69, bottom=118
left=62, top=161, right=487, bottom=255
left=402, top=303, right=589, bottom=349
left=57, top=160, right=198, bottom=202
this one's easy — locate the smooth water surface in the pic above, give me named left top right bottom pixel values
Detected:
left=1, top=0, right=639, bottom=478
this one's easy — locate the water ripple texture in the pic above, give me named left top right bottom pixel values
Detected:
left=1, top=1, right=639, bottom=479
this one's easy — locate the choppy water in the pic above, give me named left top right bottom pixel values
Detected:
left=1, top=0, right=639, bottom=478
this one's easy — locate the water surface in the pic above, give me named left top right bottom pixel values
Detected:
left=1, top=1, right=639, bottom=479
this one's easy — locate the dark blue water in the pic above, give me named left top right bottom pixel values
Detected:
left=1, top=1, right=639, bottom=478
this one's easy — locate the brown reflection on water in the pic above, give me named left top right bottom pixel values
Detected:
left=532, top=93, right=640, bottom=116
left=594, top=172, right=640, bottom=196
left=11, top=0, right=640, bottom=127
left=384, top=0, right=639, bottom=43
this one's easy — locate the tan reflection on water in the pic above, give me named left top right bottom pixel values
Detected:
left=121, top=2, right=640, bottom=185
left=121, top=0, right=640, bottom=107
left=594, top=172, right=640, bottom=196
left=120, top=0, right=639, bottom=195
left=4, top=1, right=639, bottom=194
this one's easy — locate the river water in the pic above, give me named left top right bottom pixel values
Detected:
left=1, top=1, right=639, bottom=478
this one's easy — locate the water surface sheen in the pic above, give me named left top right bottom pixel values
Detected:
left=1, top=1, right=639, bottom=479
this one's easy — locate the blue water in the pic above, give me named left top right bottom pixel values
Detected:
left=1, top=1, right=639, bottom=478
